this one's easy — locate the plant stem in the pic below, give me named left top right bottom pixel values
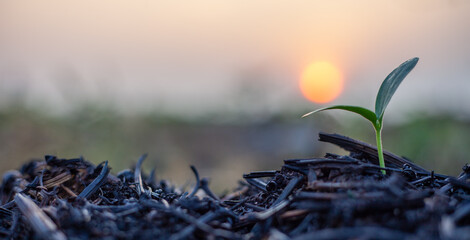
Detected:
left=375, top=128, right=386, bottom=175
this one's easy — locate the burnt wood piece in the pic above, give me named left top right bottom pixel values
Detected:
left=451, top=202, right=470, bottom=225
left=77, top=161, right=110, bottom=199
left=243, top=171, right=278, bottom=179
left=15, top=194, right=66, bottom=240
left=245, top=202, right=267, bottom=212
left=293, top=226, right=411, bottom=240
left=446, top=177, right=470, bottom=191
left=245, top=178, right=267, bottom=192
left=199, top=178, right=219, bottom=200
left=271, top=176, right=303, bottom=206
left=168, top=207, right=238, bottom=240
left=188, top=165, right=201, bottom=198
left=318, top=132, right=429, bottom=173
left=169, top=208, right=236, bottom=240
left=284, top=158, right=359, bottom=166
left=0, top=207, right=11, bottom=216
left=439, top=165, right=470, bottom=194
left=134, top=154, right=148, bottom=196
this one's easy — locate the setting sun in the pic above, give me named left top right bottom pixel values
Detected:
left=299, top=61, right=343, bottom=103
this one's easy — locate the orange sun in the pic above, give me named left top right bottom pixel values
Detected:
left=299, top=61, right=344, bottom=103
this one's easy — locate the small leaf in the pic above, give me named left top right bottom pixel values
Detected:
left=375, top=57, right=419, bottom=119
left=302, top=105, right=377, bottom=126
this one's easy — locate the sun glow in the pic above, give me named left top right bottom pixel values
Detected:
left=299, top=61, right=343, bottom=103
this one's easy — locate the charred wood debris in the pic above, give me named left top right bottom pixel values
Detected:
left=1, top=133, right=470, bottom=239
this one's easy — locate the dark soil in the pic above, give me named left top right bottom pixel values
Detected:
left=1, top=132, right=469, bottom=240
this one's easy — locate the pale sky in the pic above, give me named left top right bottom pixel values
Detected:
left=0, top=0, right=469, bottom=120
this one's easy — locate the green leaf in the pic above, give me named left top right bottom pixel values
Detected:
left=375, top=57, right=419, bottom=119
left=302, top=105, right=378, bottom=127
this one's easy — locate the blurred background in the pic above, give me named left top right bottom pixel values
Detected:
left=1, top=0, right=470, bottom=192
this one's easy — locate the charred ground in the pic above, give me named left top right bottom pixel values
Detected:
left=1, top=133, right=469, bottom=240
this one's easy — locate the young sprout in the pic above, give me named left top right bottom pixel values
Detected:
left=303, top=57, right=419, bottom=174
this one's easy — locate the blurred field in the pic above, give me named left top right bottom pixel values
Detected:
left=1, top=107, right=469, bottom=192
left=0, top=107, right=320, bottom=193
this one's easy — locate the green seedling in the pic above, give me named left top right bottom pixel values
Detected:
left=302, top=57, right=419, bottom=174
